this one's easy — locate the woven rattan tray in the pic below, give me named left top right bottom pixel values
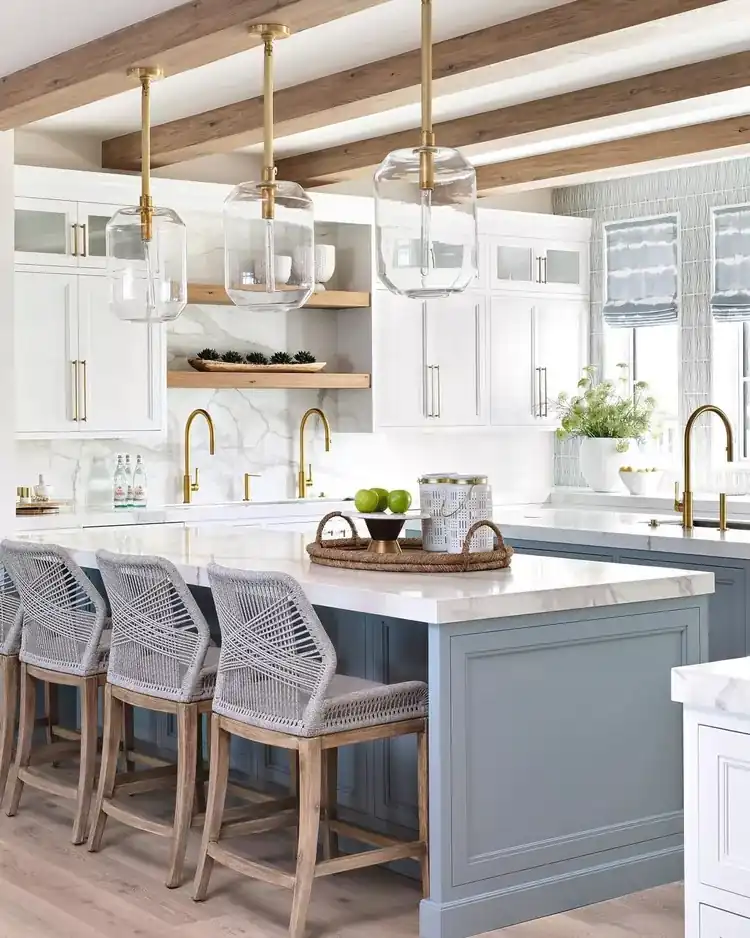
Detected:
left=307, top=512, right=513, bottom=573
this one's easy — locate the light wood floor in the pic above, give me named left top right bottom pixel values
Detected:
left=0, top=786, right=684, bottom=938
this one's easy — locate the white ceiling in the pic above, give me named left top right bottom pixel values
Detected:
left=12, top=0, right=750, bottom=187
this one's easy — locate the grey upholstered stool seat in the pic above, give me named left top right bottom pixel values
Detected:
left=88, top=550, right=216, bottom=889
left=0, top=540, right=111, bottom=845
left=193, top=565, right=429, bottom=938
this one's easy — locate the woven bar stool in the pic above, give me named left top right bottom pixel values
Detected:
left=0, top=540, right=110, bottom=844
left=0, top=560, right=22, bottom=803
left=89, top=550, right=218, bottom=888
left=193, top=565, right=429, bottom=938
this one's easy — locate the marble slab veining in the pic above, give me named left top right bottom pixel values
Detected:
left=16, top=523, right=713, bottom=624
left=672, top=658, right=750, bottom=716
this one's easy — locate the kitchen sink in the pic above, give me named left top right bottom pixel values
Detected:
left=644, top=517, right=750, bottom=531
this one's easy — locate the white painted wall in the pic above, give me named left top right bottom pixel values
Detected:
left=0, top=133, right=15, bottom=534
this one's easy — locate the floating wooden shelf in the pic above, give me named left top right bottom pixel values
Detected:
left=168, top=371, right=371, bottom=390
left=187, top=283, right=371, bottom=310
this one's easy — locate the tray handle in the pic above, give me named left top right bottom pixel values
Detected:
left=461, top=520, right=506, bottom=570
left=315, top=511, right=359, bottom=544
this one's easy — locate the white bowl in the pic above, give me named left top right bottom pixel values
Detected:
left=619, top=468, right=663, bottom=496
left=256, top=254, right=292, bottom=285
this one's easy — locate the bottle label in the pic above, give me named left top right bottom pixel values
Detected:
left=133, top=484, right=147, bottom=506
left=113, top=484, right=127, bottom=507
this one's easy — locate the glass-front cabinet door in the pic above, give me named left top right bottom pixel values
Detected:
left=489, top=237, right=538, bottom=291
left=77, top=202, right=121, bottom=269
left=539, top=240, right=588, bottom=294
left=14, top=197, right=78, bottom=266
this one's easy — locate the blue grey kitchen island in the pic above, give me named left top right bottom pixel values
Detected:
left=20, top=523, right=713, bottom=938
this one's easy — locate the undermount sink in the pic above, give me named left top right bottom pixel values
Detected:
left=644, top=517, right=750, bottom=531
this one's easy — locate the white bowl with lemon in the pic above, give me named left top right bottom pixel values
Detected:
left=619, top=466, right=663, bottom=496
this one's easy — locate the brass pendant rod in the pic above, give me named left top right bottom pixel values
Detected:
left=419, top=0, right=435, bottom=190
left=263, top=34, right=276, bottom=183
left=140, top=73, right=153, bottom=241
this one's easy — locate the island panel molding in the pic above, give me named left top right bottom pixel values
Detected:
left=0, top=0, right=391, bottom=129
left=100, top=0, right=726, bottom=171
left=475, top=115, right=750, bottom=191
left=278, top=49, right=750, bottom=185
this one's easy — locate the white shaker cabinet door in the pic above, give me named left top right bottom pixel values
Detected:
left=426, top=295, right=486, bottom=427
left=489, top=296, right=537, bottom=426
left=14, top=197, right=78, bottom=267
left=534, top=297, right=588, bottom=424
left=699, top=726, right=750, bottom=901
left=700, top=906, right=750, bottom=937
left=15, top=270, right=79, bottom=435
left=77, top=275, right=165, bottom=435
left=372, top=295, right=431, bottom=428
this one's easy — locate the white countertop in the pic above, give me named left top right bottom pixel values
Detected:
left=672, top=658, right=750, bottom=714
left=14, top=522, right=713, bottom=624
left=495, top=506, right=750, bottom=561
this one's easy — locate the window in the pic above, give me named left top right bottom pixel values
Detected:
left=603, top=322, right=679, bottom=422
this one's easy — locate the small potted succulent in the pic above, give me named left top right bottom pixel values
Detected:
left=556, top=364, right=657, bottom=493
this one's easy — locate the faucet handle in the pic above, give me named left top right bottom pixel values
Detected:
left=243, top=472, right=261, bottom=502
left=191, top=467, right=200, bottom=493
left=305, top=463, right=314, bottom=486
left=673, top=480, right=684, bottom=512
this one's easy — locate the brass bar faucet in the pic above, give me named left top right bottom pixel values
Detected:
left=674, top=404, right=734, bottom=531
left=183, top=408, right=216, bottom=504
left=298, top=408, right=331, bottom=498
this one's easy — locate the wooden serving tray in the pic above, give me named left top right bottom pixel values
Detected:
left=188, top=358, right=326, bottom=374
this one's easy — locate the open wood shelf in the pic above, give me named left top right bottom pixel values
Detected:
left=187, top=283, right=371, bottom=310
left=168, top=371, right=371, bottom=390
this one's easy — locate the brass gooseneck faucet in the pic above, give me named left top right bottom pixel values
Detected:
left=298, top=408, right=331, bottom=498
left=675, top=404, right=734, bottom=531
left=183, top=408, right=216, bottom=504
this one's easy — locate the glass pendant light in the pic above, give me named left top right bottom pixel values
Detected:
left=106, top=68, right=188, bottom=323
left=224, top=26, right=314, bottom=311
left=374, top=0, right=478, bottom=299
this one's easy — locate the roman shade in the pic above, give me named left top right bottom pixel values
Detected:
left=712, top=205, right=750, bottom=322
left=603, top=215, right=680, bottom=328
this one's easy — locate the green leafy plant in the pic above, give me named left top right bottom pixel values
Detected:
left=293, top=350, right=316, bottom=364
left=196, top=348, right=220, bottom=361
left=270, top=351, right=294, bottom=365
left=221, top=350, right=244, bottom=364
left=246, top=351, right=269, bottom=365
left=555, top=364, right=657, bottom=453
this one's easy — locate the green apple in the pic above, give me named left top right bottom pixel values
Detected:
left=370, top=487, right=390, bottom=512
left=355, top=488, right=379, bottom=513
left=387, top=489, right=412, bottom=514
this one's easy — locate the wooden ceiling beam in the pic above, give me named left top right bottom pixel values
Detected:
left=101, top=0, right=725, bottom=171
left=474, top=115, right=750, bottom=191
left=0, top=0, right=389, bottom=130
left=278, top=48, right=750, bottom=185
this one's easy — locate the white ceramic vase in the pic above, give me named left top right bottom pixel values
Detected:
left=314, top=244, right=336, bottom=291
left=579, top=437, right=633, bottom=493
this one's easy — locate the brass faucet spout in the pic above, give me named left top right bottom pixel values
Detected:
left=298, top=408, right=331, bottom=499
left=183, top=408, right=216, bottom=504
left=678, top=404, right=734, bottom=531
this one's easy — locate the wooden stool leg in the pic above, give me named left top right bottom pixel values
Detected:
left=88, top=685, right=123, bottom=852
left=417, top=726, right=430, bottom=898
left=122, top=702, right=135, bottom=772
left=7, top=664, right=36, bottom=817
left=0, top=656, right=18, bottom=805
left=44, top=682, right=58, bottom=745
left=320, top=747, right=338, bottom=860
left=72, top=676, right=99, bottom=845
left=166, top=702, right=198, bottom=888
left=193, top=715, right=230, bottom=902
left=290, top=738, right=322, bottom=938
left=194, top=711, right=206, bottom=816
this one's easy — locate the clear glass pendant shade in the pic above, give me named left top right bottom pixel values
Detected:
left=224, top=180, right=314, bottom=311
left=106, top=206, right=187, bottom=323
left=374, top=145, right=478, bottom=299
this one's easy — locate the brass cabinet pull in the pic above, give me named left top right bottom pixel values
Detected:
left=475, top=304, right=481, bottom=417
left=71, top=361, right=79, bottom=421
left=79, top=223, right=87, bottom=257
left=542, top=366, right=548, bottom=417
left=71, top=225, right=79, bottom=258
left=435, top=364, right=441, bottom=418
left=80, top=360, right=88, bottom=421
left=542, top=256, right=548, bottom=284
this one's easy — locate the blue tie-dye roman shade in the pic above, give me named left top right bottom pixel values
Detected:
left=712, top=205, right=750, bottom=321
left=603, top=215, right=680, bottom=328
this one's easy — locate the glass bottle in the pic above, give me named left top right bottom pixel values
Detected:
left=132, top=455, right=148, bottom=509
left=113, top=455, right=128, bottom=509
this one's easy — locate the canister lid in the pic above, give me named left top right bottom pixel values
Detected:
left=453, top=474, right=489, bottom=484
left=418, top=474, right=457, bottom=484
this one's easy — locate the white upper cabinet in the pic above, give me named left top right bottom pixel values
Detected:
left=488, top=236, right=588, bottom=295
left=14, top=197, right=121, bottom=269
left=15, top=269, right=165, bottom=439
left=534, top=297, right=588, bottom=424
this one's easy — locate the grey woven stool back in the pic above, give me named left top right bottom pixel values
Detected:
left=0, top=540, right=107, bottom=676
left=207, top=565, right=337, bottom=736
left=0, top=560, right=22, bottom=657
left=97, top=550, right=213, bottom=703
